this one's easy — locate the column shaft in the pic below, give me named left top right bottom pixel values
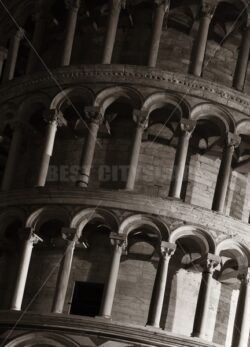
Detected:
left=148, top=1, right=167, bottom=67
left=99, top=235, right=125, bottom=318
left=233, top=27, right=250, bottom=91
left=0, top=47, right=8, bottom=79
left=1, top=122, right=23, bottom=191
left=147, top=242, right=175, bottom=328
left=102, top=0, right=122, bottom=64
left=10, top=231, right=42, bottom=311
left=36, top=120, right=57, bottom=187
left=3, top=30, right=23, bottom=81
left=232, top=272, right=250, bottom=347
left=77, top=116, right=100, bottom=188
left=192, top=254, right=220, bottom=339
left=126, top=126, right=143, bottom=190
left=52, top=240, right=75, bottom=313
left=26, top=12, right=47, bottom=74
left=212, top=133, right=240, bottom=213
left=191, top=14, right=211, bottom=77
left=169, top=120, right=195, bottom=199
left=61, top=3, right=80, bottom=66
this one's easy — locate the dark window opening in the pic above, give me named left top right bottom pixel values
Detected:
left=70, top=282, right=104, bottom=317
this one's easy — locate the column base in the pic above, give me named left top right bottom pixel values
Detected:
left=145, top=324, right=161, bottom=330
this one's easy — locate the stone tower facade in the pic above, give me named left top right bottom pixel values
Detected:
left=0, top=0, right=249, bottom=346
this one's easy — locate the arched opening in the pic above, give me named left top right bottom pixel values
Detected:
left=68, top=220, right=112, bottom=317
left=136, top=102, right=182, bottom=198
left=22, top=218, right=66, bottom=313
left=90, top=98, right=135, bottom=190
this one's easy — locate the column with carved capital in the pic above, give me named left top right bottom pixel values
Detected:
left=10, top=228, right=42, bottom=311
left=212, top=133, right=241, bottom=213
left=61, top=0, right=81, bottom=66
left=3, top=28, right=24, bottom=81
left=192, top=253, right=220, bottom=339
left=0, top=47, right=8, bottom=79
left=1, top=120, right=27, bottom=191
left=99, top=233, right=126, bottom=318
left=26, top=9, right=49, bottom=74
left=126, top=110, right=148, bottom=190
left=147, top=242, right=176, bottom=328
left=77, top=106, right=103, bottom=187
left=190, top=0, right=216, bottom=77
left=148, top=0, right=169, bottom=67
left=232, top=270, right=250, bottom=347
left=52, top=227, right=82, bottom=313
left=169, top=119, right=196, bottom=199
left=102, top=0, right=125, bottom=64
left=36, top=110, right=67, bottom=187
left=233, top=24, right=250, bottom=91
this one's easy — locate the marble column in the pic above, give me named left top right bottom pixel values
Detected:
left=36, top=110, right=67, bottom=187
left=146, top=242, right=176, bottom=328
left=126, top=110, right=148, bottom=190
left=212, top=133, right=241, bottom=213
left=1, top=121, right=27, bottom=191
left=26, top=9, right=49, bottom=74
left=192, top=253, right=220, bottom=339
left=232, top=269, right=250, bottom=347
left=190, top=0, right=216, bottom=77
left=77, top=107, right=103, bottom=188
left=102, top=0, right=125, bottom=64
left=10, top=228, right=42, bottom=311
left=0, top=47, right=8, bottom=79
left=169, top=119, right=196, bottom=199
left=52, top=227, right=83, bottom=313
left=233, top=26, right=250, bottom=91
left=61, top=0, right=81, bottom=66
left=3, top=28, right=24, bottom=81
left=99, top=233, right=126, bottom=318
left=148, top=0, right=169, bottom=67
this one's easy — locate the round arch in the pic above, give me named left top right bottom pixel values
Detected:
left=17, top=93, right=51, bottom=121
left=0, top=208, right=26, bottom=236
left=25, top=206, right=70, bottom=231
left=50, top=87, right=94, bottom=111
left=169, top=225, right=216, bottom=255
left=94, top=86, right=143, bottom=114
left=215, top=239, right=250, bottom=274
left=190, top=103, right=235, bottom=134
left=5, top=332, right=80, bottom=347
left=142, top=92, right=190, bottom=120
left=70, top=208, right=119, bottom=236
left=236, top=119, right=250, bottom=136
left=118, top=214, right=169, bottom=243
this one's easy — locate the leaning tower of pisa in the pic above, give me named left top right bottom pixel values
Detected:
left=0, top=0, right=249, bottom=346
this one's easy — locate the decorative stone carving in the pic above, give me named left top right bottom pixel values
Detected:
left=160, top=241, right=176, bottom=259
left=226, top=132, right=241, bottom=148
left=43, top=109, right=67, bottom=127
left=133, top=110, right=149, bottom=129
left=201, top=0, right=217, bottom=18
left=84, top=106, right=104, bottom=124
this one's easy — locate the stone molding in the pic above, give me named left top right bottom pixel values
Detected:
left=0, top=65, right=250, bottom=117
left=0, top=311, right=221, bottom=347
left=0, top=188, right=249, bottom=248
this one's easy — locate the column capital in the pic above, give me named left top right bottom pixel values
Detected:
left=20, top=227, right=43, bottom=244
left=201, top=0, right=217, bottom=18
left=155, top=0, right=170, bottom=12
left=110, top=232, right=127, bottom=249
left=200, top=253, right=221, bottom=274
left=65, top=0, right=81, bottom=10
left=133, top=110, right=149, bottom=130
left=180, top=119, right=196, bottom=135
left=61, top=227, right=79, bottom=242
left=15, top=28, right=25, bottom=40
left=0, top=47, right=8, bottom=60
left=225, top=132, right=241, bottom=148
left=160, top=241, right=176, bottom=259
left=84, top=106, right=104, bottom=124
left=43, top=109, right=67, bottom=127
left=238, top=269, right=250, bottom=285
